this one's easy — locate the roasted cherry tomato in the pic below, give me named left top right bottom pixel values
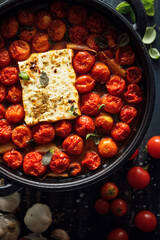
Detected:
left=69, top=162, right=81, bottom=176
left=23, top=152, right=47, bottom=177
left=19, top=26, right=37, bottom=43
left=86, top=12, right=106, bottom=33
left=124, top=84, right=143, bottom=104
left=91, top=62, right=110, bottom=84
left=0, top=104, right=5, bottom=119
left=12, top=125, right=32, bottom=148
left=47, top=20, right=66, bottom=41
left=104, top=29, right=118, bottom=49
left=127, top=166, right=150, bottom=189
left=102, top=94, right=123, bottom=114
left=9, top=40, right=30, bottom=61
left=69, top=25, right=88, bottom=44
left=49, top=150, right=70, bottom=174
left=105, top=75, right=126, bottom=96
left=86, top=33, right=100, bottom=52
left=5, top=104, right=24, bottom=124
left=126, top=66, right=142, bottom=84
left=17, top=9, right=35, bottom=25
left=3, top=150, right=23, bottom=169
left=100, top=182, right=119, bottom=200
left=0, top=67, right=19, bottom=86
left=1, top=17, right=19, bottom=39
left=0, top=84, right=6, bottom=102
left=36, top=11, right=52, bottom=30
left=32, top=123, right=55, bottom=145
left=120, top=105, right=137, bottom=124
left=6, top=85, right=22, bottom=104
left=68, top=5, right=87, bottom=25
left=94, top=198, right=110, bottom=215
left=50, top=0, right=68, bottom=18
left=111, top=122, right=130, bottom=141
left=32, top=33, right=50, bottom=53
left=0, top=35, right=5, bottom=50
left=74, top=116, right=95, bottom=137
left=98, top=49, right=114, bottom=61
left=110, top=199, right=127, bottom=216
left=129, top=148, right=139, bottom=160
left=75, top=75, right=95, bottom=94
left=0, top=49, right=11, bottom=67
left=135, top=210, right=157, bottom=232
left=107, top=228, right=128, bottom=240
left=116, top=45, right=135, bottom=65
left=147, top=136, right=160, bottom=159
left=98, top=138, right=118, bottom=158
left=62, top=134, right=84, bottom=155
left=95, top=113, right=114, bottom=134
left=0, top=119, right=12, bottom=144
left=81, top=92, right=101, bottom=116
left=55, top=120, right=72, bottom=138
left=82, top=151, right=101, bottom=170
left=73, top=51, right=95, bottom=74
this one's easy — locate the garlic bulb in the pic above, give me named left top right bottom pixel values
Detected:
left=0, top=192, right=20, bottom=212
left=24, top=203, right=52, bottom=233
left=51, top=229, right=70, bottom=240
left=0, top=213, right=21, bottom=240
left=22, top=233, right=47, bottom=240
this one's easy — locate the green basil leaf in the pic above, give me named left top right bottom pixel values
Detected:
left=19, top=71, right=30, bottom=80
left=40, top=71, right=49, bottom=87
left=117, top=33, right=130, bottom=48
left=142, top=25, right=156, bottom=44
left=130, top=9, right=136, bottom=24
left=142, top=0, right=155, bottom=16
left=42, top=149, right=54, bottom=166
left=149, top=46, right=160, bottom=59
left=99, top=104, right=106, bottom=111
left=116, top=1, right=131, bottom=14
left=86, top=133, right=100, bottom=145
left=69, top=105, right=79, bottom=116
left=94, top=36, right=108, bottom=49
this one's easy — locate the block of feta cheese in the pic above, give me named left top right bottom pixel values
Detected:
left=18, top=49, right=81, bottom=125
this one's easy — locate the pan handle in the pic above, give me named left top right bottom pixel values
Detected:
left=0, top=179, right=22, bottom=196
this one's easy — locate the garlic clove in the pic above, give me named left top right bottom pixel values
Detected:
left=51, top=229, right=70, bottom=240
left=0, top=192, right=20, bottom=213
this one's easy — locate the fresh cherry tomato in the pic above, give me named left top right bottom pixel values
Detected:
left=126, top=66, right=142, bottom=84
left=9, top=40, right=30, bottom=61
left=68, top=5, right=87, bottom=25
left=0, top=67, right=19, bottom=86
left=50, top=0, right=68, bottom=19
left=0, top=84, right=6, bottom=102
left=47, top=19, right=66, bottom=41
left=69, top=25, right=88, bottom=44
left=82, top=151, right=101, bottom=170
left=49, top=150, right=70, bottom=174
left=0, top=49, right=11, bottom=67
left=86, top=33, right=100, bottom=52
left=107, top=228, right=128, bottom=240
left=62, top=134, right=84, bottom=155
left=135, top=210, right=157, bottom=232
left=123, top=84, right=143, bottom=104
left=36, top=11, right=52, bottom=30
left=129, top=148, right=139, bottom=160
left=105, top=75, right=126, bottom=96
left=0, top=35, right=5, bottom=50
left=0, top=119, right=12, bottom=144
left=12, top=125, right=32, bottom=148
left=100, top=182, right=119, bottom=200
left=127, top=166, right=150, bottom=189
left=5, top=104, right=24, bottom=124
left=147, top=136, right=160, bottom=159
left=98, top=138, right=118, bottom=158
left=55, top=120, right=72, bottom=138
left=75, top=75, right=95, bottom=94
left=73, top=51, right=95, bottom=74
left=17, top=9, right=35, bottom=25
left=111, top=122, right=131, bottom=141
left=23, top=152, right=47, bottom=177
left=94, top=198, right=110, bottom=215
left=81, top=92, right=101, bottom=116
left=74, top=116, right=95, bottom=137
left=0, top=104, right=5, bottom=119
left=19, top=26, right=37, bottom=43
left=91, top=62, right=110, bottom=84
left=110, top=199, right=127, bottom=216
left=116, top=45, right=135, bottom=65
left=32, top=33, right=50, bottom=53
left=120, top=105, right=137, bottom=124
left=86, top=12, right=106, bottom=33
left=32, top=123, right=55, bottom=145
left=6, top=85, right=22, bottom=104
left=69, top=162, right=81, bottom=176
left=1, top=17, right=19, bottom=39
left=95, top=113, right=114, bottom=134
left=102, top=94, right=123, bottom=114
left=3, top=150, right=23, bottom=169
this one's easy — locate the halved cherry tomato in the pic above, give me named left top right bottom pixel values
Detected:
left=147, top=136, right=160, bottom=159
left=95, top=113, right=114, bottom=134
left=12, top=125, right=32, bottom=148
left=9, top=40, right=30, bottom=61
left=0, top=104, right=5, bottom=119
left=127, top=166, right=150, bottom=189
left=50, top=0, right=68, bottom=18
left=75, top=75, right=95, bottom=94
left=3, top=150, right=23, bottom=169
left=17, top=9, right=35, bottom=25
left=91, top=62, right=110, bottom=84
left=0, top=49, right=11, bottom=67
left=0, top=84, right=6, bottom=102
left=0, top=35, right=5, bottom=50
left=94, top=198, right=110, bottom=215
left=5, top=104, right=24, bottom=124
left=6, top=85, right=22, bottom=104
left=32, top=123, right=55, bottom=145
left=124, top=84, right=143, bottom=104
left=110, top=199, right=127, bottom=216
left=74, top=116, right=95, bottom=137
left=47, top=20, right=66, bottom=41
left=102, top=94, right=123, bottom=114
left=0, top=119, right=12, bottom=144
left=69, top=162, right=81, bottom=176
left=86, top=33, right=100, bottom=52
left=105, top=75, right=126, bottom=96
left=73, top=51, right=95, bottom=74
left=1, top=17, right=19, bottom=39
left=69, top=25, right=88, bottom=44
left=82, top=151, right=101, bottom=170
left=98, top=138, right=118, bottom=158
left=111, top=122, right=130, bottom=141
left=135, top=210, right=157, bottom=232
left=116, top=45, right=135, bottom=65
left=19, top=26, right=36, bottom=43
left=68, top=5, right=87, bottom=25
left=55, top=120, right=72, bottom=138
left=100, top=182, right=119, bottom=200
left=107, top=228, right=128, bottom=240
left=32, top=33, right=50, bottom=53
left=62, top=134, right=84, bottom=155
left=86, top=12, right=106, bottom=33
left=23, top=152, right=47, bottom=177
left=49, top=150, right=70, bottom=173
left=129, top=148, right=139, bottom=160
left=120, top=105, right=137, bottom=124
left=126, top=66, right=142, bottom=84
left=0, top=67, right=19, bottom=86
left=36, top=11, right=52, bottom=30
left=81, top=92, right=101, bottom=116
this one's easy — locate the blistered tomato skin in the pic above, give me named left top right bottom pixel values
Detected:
left=126, top=66, right=142, bottom=84
left=81, top=92, right=101, bottom=116
left=6, top=85, right=22, bottom=104
left=100, top=182, right=119, bottom=200
left=135, top=211, right=157, bottom=232
left=124, top=84, right=143, bottom=104
left=0, top=49, right=11, bottom=68
left=127, top=166, right=150, bottom=189
left=86, top=33, right=100, bottom=52
left=102, top=94, right=123, bottom=114
left=12, top=125, right=32, bottom=148
left=50, top=1, right=68, bottom=18
left=73, top=51, right=96, bottom=74
left=111, top=122, right=131, bottom=141
left=74, top=116, right=95, bottom=137
left=5, top=104, right=25, bottom=124
left=49, top=150, right=70, bottom=173
left=9, top=40, right=31, bottom=61
left=75, top=75, right=95, bottom=94
left=17, top=9, right=35, bottom=26
left=94, top=198, right=110, bottom=215
left=19, top=26, right=37, bottom=43
left=69, top=162, right=81, bottom=176
left=47, top=20, right=66, bottom=42
left=0, top=119, right=12, bottom=144
left=3, top=150, right=23, bottom=169
left=120, top=105, right=137, bottom=124
left=55, top=120, right=72, bottom=138
left=86, top=13, right=106, bottom=33
left=68, top=5, right=87, bottom=25
left=82, top=151, right=101, bottom=170
left=106, top=75, right=126, bottom=96
left=32, top=123, right=55, bottom=145
left=116, top=45, right=135, bottom=66
left=35, top=11, right=52, bottom=30
left=69, top=25, right=88, bottom=44
left=0, top=84, right=6, bottom=102
left=0, top=104, right=5, bottom=119
left=32, top=33, right=50, bottom=53
left=1, top=17, right=19, bottom=39
left=62, top=134, right=84, bottom=155
left=95, top=113, right=114, bottom=134
left=23, top=152, right=47, bottom=177
left=0, top=67, right=19, bottom=86
left=91, top=62, right=110, bottom=84
left=98, top=137, right=118, bottom=158
left=0, top=35, right=5, bottom=50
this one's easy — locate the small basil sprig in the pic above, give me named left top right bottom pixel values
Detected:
left=142, top=25, right=156, bottom=44
left=19, top=71, right=30, bottom=80
left=42, top=149, right=54, bottom=166
left=94, top=36, right=108, bottom=49
left=99, top=104, right=106, bottom=111
left=69, top=105, right=78, bottom=117
left=149, top=46, right=160, bottom=59
left=40, top=71, right=49, bottom=87
left=117, top=33, right=130, bottom=48
left=86, top=133, right=100, bottom=145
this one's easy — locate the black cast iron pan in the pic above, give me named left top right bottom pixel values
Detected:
left=0, top=0, right=155, bottom=195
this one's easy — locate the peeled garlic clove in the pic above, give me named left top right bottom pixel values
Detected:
left=51, top=229, right=70, bottom=240
left=24, top=203, right=52, bottom=233
left=20, top=233, right=47, bottom=240
left=0, top=192, right=20, bottom=213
